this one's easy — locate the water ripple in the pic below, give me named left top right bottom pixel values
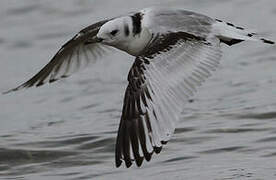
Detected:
left=0, top=148, right=76, bottom=165
left=78, top=137, right=115, bottom=153
left=205, top=128, right=272, bottom=134
left=9, top=41, right=33, bottom=49
left=235, top=112, right=276, bottom=120
left=162, top=156, right=197, bottom=163
left=199, top=146, right=246, bottom=154
left=14, top=135, right=100, bottom=149
left=79, top=103, right=99, bottom=111
left=262, top=152, right=276, bottom=157
left=6, top=4, right=40, bottom=15
left=256, top=136, right=276, bottom=143
left=171, top=136, right=217, bottom=145
left=174, top=127, right=196, bottom=134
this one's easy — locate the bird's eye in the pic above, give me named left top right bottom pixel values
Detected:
left=110, top=29, right=119, bottom=36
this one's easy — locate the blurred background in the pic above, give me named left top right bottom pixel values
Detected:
left=0, top=0, right=276, bottom=179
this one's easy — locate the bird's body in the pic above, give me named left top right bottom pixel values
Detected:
left=4, top=7, right=274, bottom=168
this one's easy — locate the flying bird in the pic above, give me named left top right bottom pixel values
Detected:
left=4, top=7, right=274, bottom=168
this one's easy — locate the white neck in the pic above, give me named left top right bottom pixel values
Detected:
left=115, top=26, right=152, bottom=57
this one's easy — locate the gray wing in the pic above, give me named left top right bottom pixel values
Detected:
left=4, top=20, right=111, bottom=94
left=142, top=7, right=215, bottom=38
left=115, top=32, right=222, bottom=167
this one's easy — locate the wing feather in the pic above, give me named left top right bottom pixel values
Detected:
left=116, top=32, right=222, bottom=167
left=3, top=20, right=111, bottom=94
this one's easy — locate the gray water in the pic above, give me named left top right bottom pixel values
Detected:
left=0, top=0, right=276, bottom=179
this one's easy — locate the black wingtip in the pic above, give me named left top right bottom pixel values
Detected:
left=2, top=86, right=22, bottom=95
left=125, top=160, right=132, bottom=168
left=144, top=152, right=152, bottom=161
left=261, top=38, right=275, bottom=44
left=116, top=157, right=144, bottom=168
left=153, top=146, right=162, bottom=154
left=220, top=39, right=244, bottom=46
left=49, top=78, right=58, bottom=83
left=115, top=157, right=133, bottom=168
left=135, top=157, right=144, bottom=167
left=115, top=159, right=122, bottom=168
left=2, top=89, right=13, bottom=95
left=36, top=81, right=44, bottom=87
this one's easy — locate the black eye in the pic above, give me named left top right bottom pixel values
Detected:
left=110, top=29, right=119, bottom=36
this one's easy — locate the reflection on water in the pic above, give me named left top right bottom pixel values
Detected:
left=1, top=0, right=276, bottom=179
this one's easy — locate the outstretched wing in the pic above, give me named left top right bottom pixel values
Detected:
left=4, top=19, right=111, bottom=94
left=115, top=32, right=222, bottom=167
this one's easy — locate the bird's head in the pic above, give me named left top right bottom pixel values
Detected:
left=94, top=15, right=151, bottom=56
left=96, top=17, right=131, bottom=46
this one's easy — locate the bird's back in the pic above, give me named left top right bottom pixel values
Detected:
left=141, top=7, right=215, bottom=38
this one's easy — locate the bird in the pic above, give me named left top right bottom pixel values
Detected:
left=3, top=7, right=274, bottom=168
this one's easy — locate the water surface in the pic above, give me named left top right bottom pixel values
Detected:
left=1, top=0, right=276, bottom=179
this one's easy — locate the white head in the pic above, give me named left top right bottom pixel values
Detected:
left=97, top=17, right=132, bottom=47
left=96, top=14, right=152, bottom=56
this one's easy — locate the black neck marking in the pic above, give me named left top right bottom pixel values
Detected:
left=131, top=13, right=143, bottom=35
left=124, top=23, right=130, bottom=36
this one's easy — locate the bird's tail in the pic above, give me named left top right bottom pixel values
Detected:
left=212, top=19, right=275, bottom=46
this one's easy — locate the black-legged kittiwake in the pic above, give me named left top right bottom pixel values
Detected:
left=3, top=7, right=275, bottom=168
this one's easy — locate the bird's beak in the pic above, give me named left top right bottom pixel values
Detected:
left=84, top=36, right=103, bottom=45
left=93, top=36, right=104, bottom=43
